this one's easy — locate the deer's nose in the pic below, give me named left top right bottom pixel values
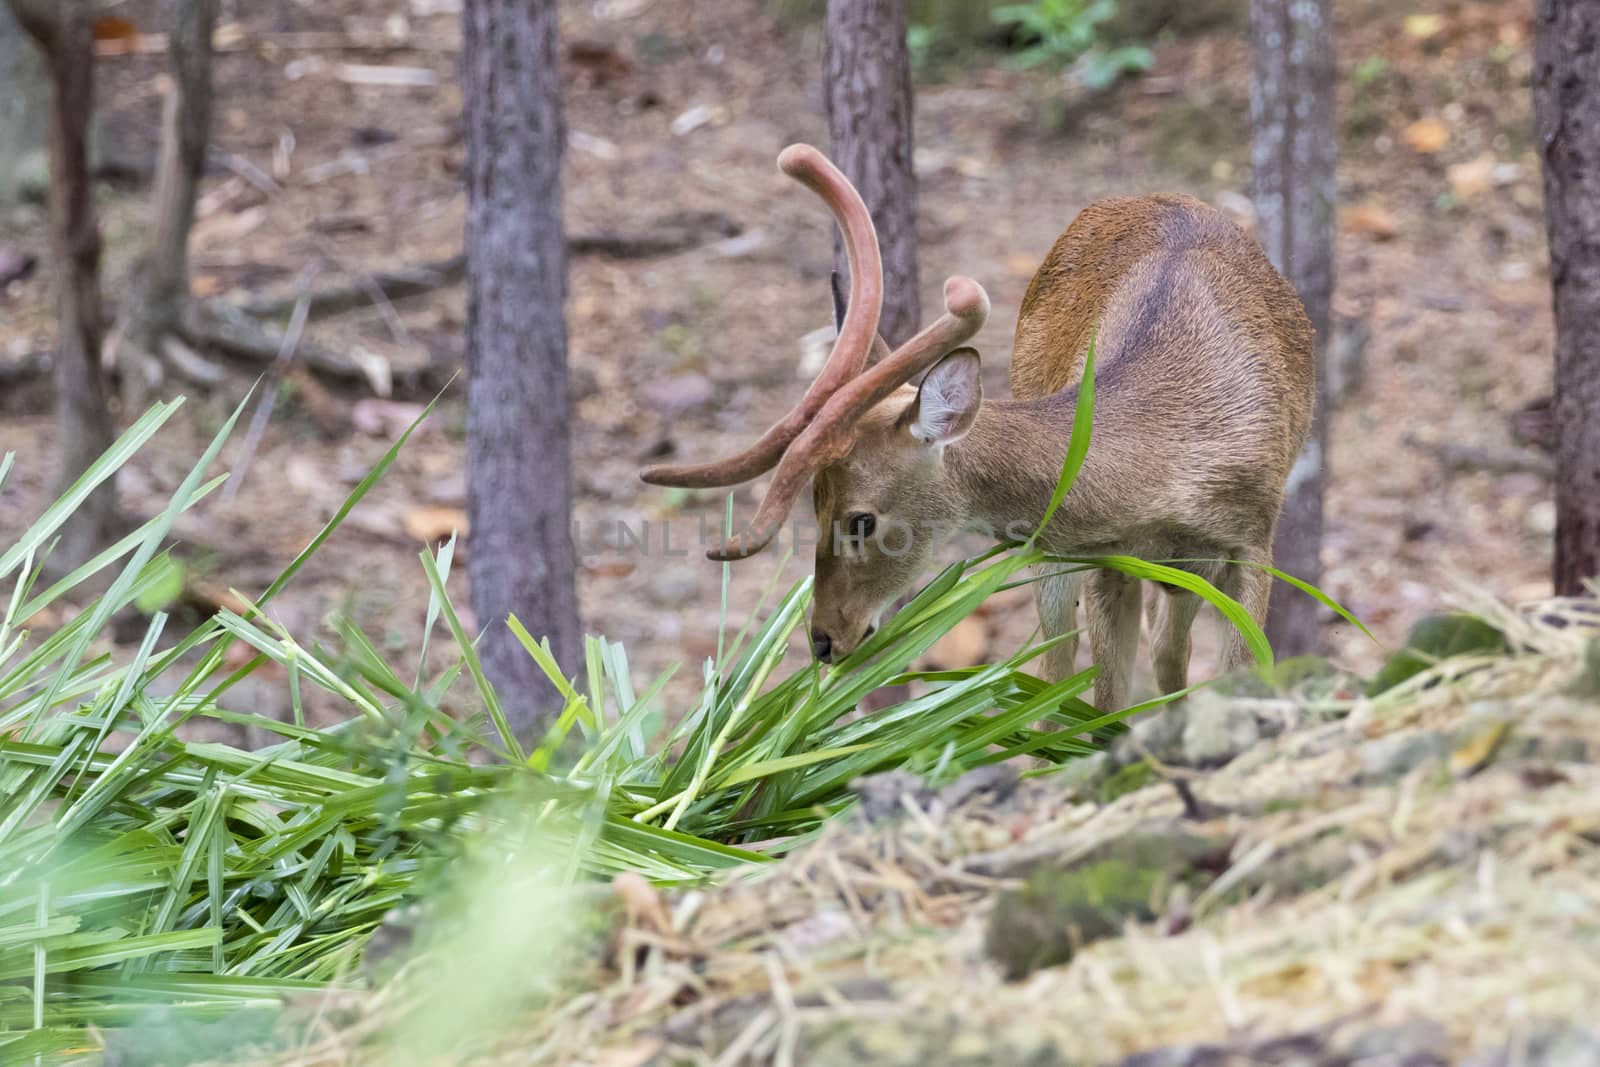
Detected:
left=810, top=629, right=833, bottom=663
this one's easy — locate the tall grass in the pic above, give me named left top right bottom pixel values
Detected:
left=0, top=370, right=1336, bottom=1062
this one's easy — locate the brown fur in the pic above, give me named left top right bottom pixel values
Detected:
left=810, top=194, right=1314, bottom=710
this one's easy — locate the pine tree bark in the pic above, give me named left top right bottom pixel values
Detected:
left=10, top=0, right=116, bottom=571
left=825, top=0, right=919, bottom=709
left=461, top=0, right=582, bottom=738
left=825, top=0, right=920, bottom=347
left=1249, top=0, right=1335, bottom=656
left=1534, top=0, right=1600, bottom=595
left=118, top=0, right=218, bottom=408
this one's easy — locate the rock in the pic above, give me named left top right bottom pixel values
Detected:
left=1055, top=751, right=1109, bottom=800
left=647, top=568, right=699, bottom=606
left=1180, top=690, right=1261, bottom=768
left=1357, top=730, right=1451, bottom=784
left=1098, top=758, right=1157, bottom=803
left=640, top=372, right=714, bottom=416
left=848, top=770, right=927, bottom=823
left=1464, top=1025, right=1600, bottom=1067
left=13, top=147, right=48, bottom=204
left=939, top=763, right=1021, bottom=810
left=1111, top=706, right=1188, bottom=767
left=985, top=832, right=1230, bottom=980
left=1350, top=1023, right=1452, bottom=1062
left=569, top=360, right=601, bottom=402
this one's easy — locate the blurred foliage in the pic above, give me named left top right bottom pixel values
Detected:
left=770, top=0, right=1242, bottom=83
left=991, top=0, right=1151, bottom=88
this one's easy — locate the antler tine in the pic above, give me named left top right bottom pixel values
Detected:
left=640, top=144, right=883, bottom=489
left=707, top=276, right=991, bottom=560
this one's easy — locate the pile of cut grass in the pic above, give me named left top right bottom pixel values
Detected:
left=0, top=363, right=1313, bottom=1063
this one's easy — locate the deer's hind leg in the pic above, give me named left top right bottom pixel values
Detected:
left=1033, top=566, right=1082, bottom=683
left=1219, top=548, right=1274, bottom=671
left=1086, top=570, right=1142, bottom=710
left=1150, top=587, right=1203, bottom=694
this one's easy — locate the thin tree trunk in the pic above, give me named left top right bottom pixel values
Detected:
left=461, top=0, right=581, bottom=739
left=826, top=0, right=920, bottom=708
left=1250, top=0, right=1335, bottom=657
left=1534, top=0, right=1600, bottom=595
left=825, top=0, right=920, bottom=347
left=119, top=0, right=218, bottom=408
left=11, top=0, right=116, bottom=570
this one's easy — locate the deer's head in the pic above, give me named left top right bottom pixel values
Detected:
left=641, top=144, right=990, bottom=663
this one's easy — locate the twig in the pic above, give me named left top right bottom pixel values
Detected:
left=1405, top=435, right=1555, bottom=479
left=224, top=276, right=317, bottom=503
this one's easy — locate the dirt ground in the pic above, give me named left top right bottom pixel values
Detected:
left=0, top=0, right=1558, bottom=724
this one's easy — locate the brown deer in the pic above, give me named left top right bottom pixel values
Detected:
left=642, top=144, right=1314, bottom=711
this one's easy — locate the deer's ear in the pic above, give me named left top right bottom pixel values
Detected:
left=907, top=348, right=982, bottom=447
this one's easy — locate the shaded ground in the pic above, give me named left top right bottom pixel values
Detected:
left=0, top=0, right=1557, bottom=721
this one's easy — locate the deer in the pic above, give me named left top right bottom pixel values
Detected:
left=641, top=144, right=1314, bottom=712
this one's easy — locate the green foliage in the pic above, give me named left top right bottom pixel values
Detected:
left=1369, top=613, right=1508, bottom=695
left=991, top=0, right=1152, bottom=87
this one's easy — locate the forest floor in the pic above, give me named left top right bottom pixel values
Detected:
left=0, top=0, right=1557, bottom=722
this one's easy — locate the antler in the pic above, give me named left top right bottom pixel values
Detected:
left=640, top=144, right=884, bottom=488
left=707, top=275, right=990, bottom=560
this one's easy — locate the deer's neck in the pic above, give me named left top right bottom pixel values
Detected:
left=944, top=392, right=1114, bottom=550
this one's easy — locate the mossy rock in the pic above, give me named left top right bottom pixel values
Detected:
left=1368, top=613, right=1508, bottom=695
left=985, top=831, right=1230, bottom=980
left=1098, top=758, right=1157, bottom=803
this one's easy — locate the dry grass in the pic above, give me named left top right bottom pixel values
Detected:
left=234, top=589, right=1600, bottom=1067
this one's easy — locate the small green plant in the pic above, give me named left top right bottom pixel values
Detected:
left=991, top=0, right=1153, bottom=88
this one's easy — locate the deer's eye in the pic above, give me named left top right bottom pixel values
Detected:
left=846, top=512, right=876, bottom=540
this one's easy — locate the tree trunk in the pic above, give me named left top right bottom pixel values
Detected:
left=1249, top=0, right=1335, bottom=657
left=0, top=1, right=47, bottom=208
left=461, top=0, right=582, bottom=739
left=11, top=0, right=116, bottom=571
left=825, top=0, right=920, bottom=347
left=118, top=0, right=218, bottom=408
left=826, top=0, right=920, bottom=709
left=1534, top=0, right=1600, bottom=596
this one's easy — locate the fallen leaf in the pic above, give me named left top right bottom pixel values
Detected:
left=1446, top=154, right=1498, bottom=200
left=1450, top=721, right=1511, bottom=777
left=403, top=505, right=468, bottom=544
left=1343, top=201, right=1399, bottom=240
left=92, top=15, right=138, bottom=41
left=1403, top=117, right=1450, bottom=154
left=1403, top=14, right=1443, bottom=40
left=190, top=273, right=226, bottom=298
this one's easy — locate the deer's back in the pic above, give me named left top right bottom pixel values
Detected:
left=1009, top=195, right=1312, bottom=438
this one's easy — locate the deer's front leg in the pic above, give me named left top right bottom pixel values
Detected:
left=1033, top=567, right=1082, bottom=683
left=1086, top=570, right=1142, bottom=710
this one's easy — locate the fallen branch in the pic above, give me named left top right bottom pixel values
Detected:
left=1405, top=435, right=1555, bottom=479
left=227, top=212, right=742, bottom=320
left=231, top=255, right=464, bottom=320
left=183, top=298, right=398, bottom=393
